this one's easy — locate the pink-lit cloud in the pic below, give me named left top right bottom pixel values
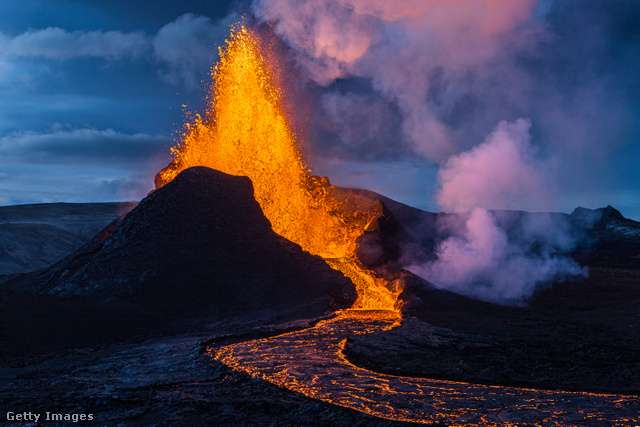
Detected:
left=252, top=0, right=539, bottom=161
left=404, top=119, right=585, bottom=304
left=251, top=0, right=629, bottom=303
left=436, top=118, right=555, bottom=212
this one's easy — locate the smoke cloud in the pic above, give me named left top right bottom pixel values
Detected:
left=250, top=0, right=640, bottom=220
left=249, top=0, right=626, bottom=302
left=252, top=0, right=539, bottom=162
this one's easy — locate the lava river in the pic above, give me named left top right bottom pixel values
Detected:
left=208, top=310, right=639, bottom=426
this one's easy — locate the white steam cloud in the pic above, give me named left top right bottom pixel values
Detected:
left=436, top=118, right=555, bottom=213
left=407, top=207, right=586, bottom=303
left=407, top=119, right=586, bottom=303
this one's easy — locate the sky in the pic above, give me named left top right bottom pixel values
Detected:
left=0, top=0, right=639, bottom=220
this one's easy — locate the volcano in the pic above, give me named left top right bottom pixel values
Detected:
left=2, top=167, right=355, bottom=321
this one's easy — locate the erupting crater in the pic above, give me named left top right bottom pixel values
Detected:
left=155, top=26, right=401, bottom=311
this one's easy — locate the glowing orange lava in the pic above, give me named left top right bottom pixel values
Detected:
left=155, top=25, right=400, bottom=310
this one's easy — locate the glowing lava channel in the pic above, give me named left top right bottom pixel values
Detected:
left=209, top=311, right=640, bottom=425
left=156, top=25, right=399, bottom=311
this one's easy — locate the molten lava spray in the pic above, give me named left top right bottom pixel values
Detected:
left=156, top=26, right=399, bottom=310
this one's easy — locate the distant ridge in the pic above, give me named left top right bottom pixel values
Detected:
left=349, top=187, right=640, bottom=269
left=3, top=188, right=638, bottom=278
left=0, top=202, right=136, bottom=275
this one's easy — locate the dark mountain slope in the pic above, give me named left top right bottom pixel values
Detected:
left=0, top=202, right=136, bottom=275
left=351, top=188, right=640, bottom=269
left=29, top=167, right=356, bottom=315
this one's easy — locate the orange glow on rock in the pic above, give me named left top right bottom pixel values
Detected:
left=155, top=25, right=400, bottom=311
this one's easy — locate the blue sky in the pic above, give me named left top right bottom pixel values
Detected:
left=1, top=1, right=639, bottom=219
left=0, top=0, right=237, bottom=204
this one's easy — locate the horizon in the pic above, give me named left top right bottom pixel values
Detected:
left=1, top=189, right=636, bottom=223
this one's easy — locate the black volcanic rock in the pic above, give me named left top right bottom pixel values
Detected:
left=569, top=206, right=640, bottom=268
left=0, top=223, right=81, bottom=274
left=570, top=205, right=628, bottom=227
left=347, top=266, right=640, bottom=394
left=354, top=200, right=410, bottom=273
left=15, top=167, right=355, bottom=316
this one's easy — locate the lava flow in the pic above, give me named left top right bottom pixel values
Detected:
left=210, top=310, right=640, bottom=425
left=155, top=25, right=400, bottom=311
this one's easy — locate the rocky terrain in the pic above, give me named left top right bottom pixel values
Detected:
left=0, top=167, right=638, bottom=424
left=353, top=188, right=640, bottom=271
left=345, top=192, right=640, bottom=397
left=0, top=313, right=417, bottom=426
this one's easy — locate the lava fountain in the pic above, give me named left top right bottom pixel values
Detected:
left=155, top=26, right=400, bottom=311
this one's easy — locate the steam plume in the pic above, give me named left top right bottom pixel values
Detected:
left=404, top=119, right=586, bottom=303
left=248, top=0, right=638, bottom=302
left=436, top=118, right=554, bottom=213
left=408, top=207, right=585, bottom=303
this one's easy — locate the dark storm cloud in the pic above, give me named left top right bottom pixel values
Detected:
left=0, top=13, right=237, bottom=87
left=0, top=126, right=169, bottom=165
left=0, top=2, right=237, bottom=204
